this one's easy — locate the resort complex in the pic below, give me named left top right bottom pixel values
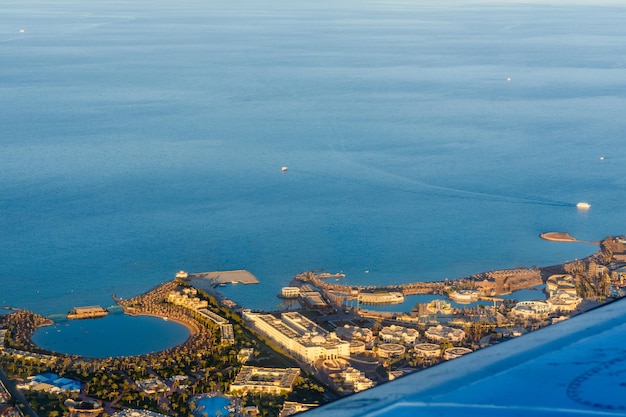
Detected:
left=1, top=235, right=626, bottom=417
left=242, top=311, right=351, bottom=363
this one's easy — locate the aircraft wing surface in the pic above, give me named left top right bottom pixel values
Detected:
left=304, top=297, right=626, bottom=417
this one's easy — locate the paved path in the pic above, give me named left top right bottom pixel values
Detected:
left=0, top=368, right=39, bottom=417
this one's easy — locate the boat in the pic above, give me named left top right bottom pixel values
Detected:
left=281, top=166, right=288, bottom=172
left=576, top=202, right=591, bottom=210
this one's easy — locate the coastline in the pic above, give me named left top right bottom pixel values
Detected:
left=11, top=234, right=613, bottom=361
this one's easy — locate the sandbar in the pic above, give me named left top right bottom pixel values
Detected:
left=540, top=232, right=578, bottom=242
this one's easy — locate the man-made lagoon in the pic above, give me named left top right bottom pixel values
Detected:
left=31, top=313, right=189, bottom=358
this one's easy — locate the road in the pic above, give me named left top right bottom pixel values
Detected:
left=0, top=367, right=39, bottom=417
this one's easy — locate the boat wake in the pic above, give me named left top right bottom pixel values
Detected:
left=313, top=140, right=574, bottom=208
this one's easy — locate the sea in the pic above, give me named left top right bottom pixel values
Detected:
left=1, top=0, right=625, bottom=355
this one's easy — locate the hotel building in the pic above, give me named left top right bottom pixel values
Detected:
left=243, top=311, right=350, bottom=363
left=379, top=325, right=419, bottom=344
left=230, top=366, right=300, bottom=395
left=424, top=325, right=466, bottom=343
left=414, top=343, right=441, bottom=359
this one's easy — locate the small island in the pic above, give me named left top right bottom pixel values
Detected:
left=1, top=235, right=625, bottom=417
left=540, top=232, right=579, bottom=242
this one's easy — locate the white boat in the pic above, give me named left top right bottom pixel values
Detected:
left=576, top=202, right=591, bottom=210
left=281, top=166, right=288, bottom=172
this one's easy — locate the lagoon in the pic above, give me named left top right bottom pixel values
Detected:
left=31, top=313, right=190, bottom=358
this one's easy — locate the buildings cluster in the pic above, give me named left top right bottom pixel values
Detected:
left=424, top=325, right=466, bottom=343
left=167, top=287, right=208, bottom=310
left=508, top=274, right=585, bottom=320
left=237, top=348, right=255, bottom=363
left=443, top=347, right=473, bottom=360
left=135, top=378, right=168, bottom=395
left=279, top=401, right=319, bottom=417
left=243, top=311, right=350, bottom=363
left=377, top=343, right=406, bottom=358
left=197, top=308, right=234, bottom=344
left=17, top=373, right=81, bottom=394
left=1, top=348, right=55, bottom=364
left=329, top=367, right=375, bottom=393
left=448, top=290, right=479, bottom=303
left=334, top=324, right=373, bottom=343
left=230, top=366, right=300, bottom=395
left=379, top=325, right=419, bottom=344
left=414, top=343, right=441, bottom=359
left=280, top=285, right=330, bottom=309
left=545, top=274, right=583, bottom=313
left=426, top=299, right=452, bottom=314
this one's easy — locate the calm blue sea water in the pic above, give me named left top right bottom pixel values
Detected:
left=1, top=0, right=625, bottom=324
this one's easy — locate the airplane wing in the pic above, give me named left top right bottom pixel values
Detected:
left=304, top=297, right=626, bottom=417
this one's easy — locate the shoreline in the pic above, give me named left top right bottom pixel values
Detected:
left=12, top=234, right=610, bottom=360
left=123, top=310, right=199, bottom=337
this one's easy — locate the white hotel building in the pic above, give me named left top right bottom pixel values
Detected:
left=243, top=311, right=350, bottom=364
